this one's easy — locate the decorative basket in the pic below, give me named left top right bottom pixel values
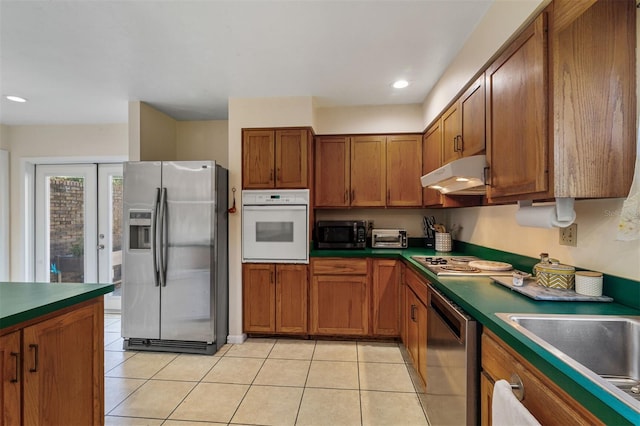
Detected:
left=535, top=262, right=575, bottom=289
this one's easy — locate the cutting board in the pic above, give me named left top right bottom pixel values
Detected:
left=490, top=276, right=613, bottom=302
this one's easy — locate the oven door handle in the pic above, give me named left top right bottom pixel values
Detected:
left=243, top=205, right=307, bottom=211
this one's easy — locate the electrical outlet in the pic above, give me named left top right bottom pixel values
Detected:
left=559, top=223, right=578, bottom=247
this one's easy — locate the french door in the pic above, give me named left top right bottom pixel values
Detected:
left=35, top=163, right=123, bottom=310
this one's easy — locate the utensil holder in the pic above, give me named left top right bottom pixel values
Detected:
left=435, top=232, right=452, bottom=252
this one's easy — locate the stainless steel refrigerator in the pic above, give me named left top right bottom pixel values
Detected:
left=121, top=161, right=228, bottom=355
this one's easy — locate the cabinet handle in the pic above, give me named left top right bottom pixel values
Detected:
left=410, top=304, right=416, bottom=322
left=29, top=344, right=38, bottom=373
left=458, top=135, right=464, bottom=152
left=483, top=166, right=491, bottom=186
left=10, top=352, right=19, bottom=383
left=351, top=190, right=355, bottom=202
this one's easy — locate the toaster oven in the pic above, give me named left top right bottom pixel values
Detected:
left=371, top=229, right=408, bottom=249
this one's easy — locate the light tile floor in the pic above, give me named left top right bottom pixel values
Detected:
left=104, top=314, right=429, bottom=426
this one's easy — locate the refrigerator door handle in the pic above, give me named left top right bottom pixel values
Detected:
left=152, top=187, right=161, bottom=286
left=159, top=187, right=169, bottom=287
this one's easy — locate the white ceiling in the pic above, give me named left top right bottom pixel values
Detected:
left=0, top=0, right=492, bottom=125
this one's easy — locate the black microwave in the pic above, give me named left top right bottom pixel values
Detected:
left=315, top=220, right=367, bottom=249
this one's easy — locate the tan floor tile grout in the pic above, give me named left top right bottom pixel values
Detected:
left=104, top=315, right=428, bottom=425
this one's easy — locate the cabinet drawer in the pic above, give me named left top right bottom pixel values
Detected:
left=404, top=267, right=428, bottom=305
left=481, top=331, right=601, bottom=425
left=311, top=258, right=368, bottom=275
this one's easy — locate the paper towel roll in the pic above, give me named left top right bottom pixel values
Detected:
left=516, top=205, right=576, bottom=228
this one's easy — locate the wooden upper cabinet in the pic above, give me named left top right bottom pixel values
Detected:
left=423, top=123, right=444, bottom=207
left=460, top=74, right=486, bottom=158
left=441, top=74, right=486, bottom=166
left=486, top=13, right=549, bottom=201
left=242, top=130, right=275, bottom=189
left=552, top=0, right=636, bottom=198
left=315, top=136, right=350, bottom=207
left=441, top=102, right=460, bottom=165
left=386, top=135, right=423, bottom=207
left=242, top=128, right=310, bottom=189
left=350, top=135, right=386, bottom=207
left=276, top=129, right=309, bottom=188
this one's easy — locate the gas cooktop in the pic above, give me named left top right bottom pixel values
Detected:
left=411, top=255, right=518, bottom=276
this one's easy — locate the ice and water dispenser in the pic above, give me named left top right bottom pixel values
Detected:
left=129, top=211, right=152, bottom=249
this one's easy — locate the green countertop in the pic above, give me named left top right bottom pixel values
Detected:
left=311, top=247, right=640, bottom=425
left=0, top=282, right=115, bottom=330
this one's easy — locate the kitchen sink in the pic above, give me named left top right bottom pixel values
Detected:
left=496, top=313, right=640, bottom=413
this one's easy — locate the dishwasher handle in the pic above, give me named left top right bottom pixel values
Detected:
left=428, top=284, right=468, bottom=344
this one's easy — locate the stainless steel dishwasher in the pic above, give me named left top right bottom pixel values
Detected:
left=425, top=284, right=479, bottom=426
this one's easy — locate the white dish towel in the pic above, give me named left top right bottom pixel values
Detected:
left=492, top=379, right=541, bottom=426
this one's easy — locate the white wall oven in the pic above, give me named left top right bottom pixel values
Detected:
left=242, top=189, right=309, bottom=263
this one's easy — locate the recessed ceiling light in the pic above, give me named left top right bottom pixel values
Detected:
left=392, top=80, right=409, bottom=89
left=6, top=95, right=27, bottom=103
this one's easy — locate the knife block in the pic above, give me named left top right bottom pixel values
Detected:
left=425, top=236, right=435, bottom=249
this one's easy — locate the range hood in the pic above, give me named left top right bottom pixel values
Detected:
left=420, top=155, right=487, bottom=195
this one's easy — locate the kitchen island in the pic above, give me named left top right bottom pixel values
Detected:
left=311, top=246, right=640, bottom=425
left=0, top=281, right=114, bottom=425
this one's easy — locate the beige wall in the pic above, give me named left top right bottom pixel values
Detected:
left=428, top=4, right=640, bottom=281
left=140, top=102, right=177, bottom=161
left=176, top=120, right=228, bottom=167
left=0, top=124, right=9, bottom=150
left=422, top=0, right=547, bottom=126
left=314, top=104, right=424, bottom=134
left=6, top=123, right=128, bottom=280
left=227, top=96, right=315, bottom=342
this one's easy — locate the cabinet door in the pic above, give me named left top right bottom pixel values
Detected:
left=480, top=372, right=494, bottom=426
left=315, top=136, right=350, bottom=207
left=406, top=289, right=420, bottom=369
left=23, top=300, right=103, bottom=425
left=275, top=129, right=308, bottom=188
left=386, top=135, right=423, bottom=207
left=423, top=123, right=444, bottom=207
left=399, top=264, right=407, bottom=345
left=243, top=129, right=275, bottom=189
left=486, top=13, right=549, bottom=200
left=441, top=102, right=461, bottom=165
left=0, top=331, right=21, bottom=426
left=372, top=259, right=400, bottom=336
left=460, top=74, right=486, bottom=157
left=276, top=264, right=308, bottom=334
left=416, top=300, right=427, bottom=386
left=243, top=263, right=276, bottom=333
left=350, top=136, right=386, bottom=207
left=310, top=274, right=369, bottom=335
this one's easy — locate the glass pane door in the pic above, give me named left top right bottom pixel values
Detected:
left=98, top=164, right=124, bottom=311
left=35, top=164, right=98, bottom=283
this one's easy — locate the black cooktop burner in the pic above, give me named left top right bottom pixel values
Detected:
left=423, top=257, right=448, bottom=265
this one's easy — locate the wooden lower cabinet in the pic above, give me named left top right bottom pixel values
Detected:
left=403, top=267, right=428, bottom=386
left=310, top=258, right=369, bottom=336
left=371, top=259, right=400, bottom=336
left=243, top=263, right=308, bottom=334
left=481, top=330, right=602, bottom=425
left=0, top=330, right=20, bottom=425
left=1, top=298, right=104, bottom=425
